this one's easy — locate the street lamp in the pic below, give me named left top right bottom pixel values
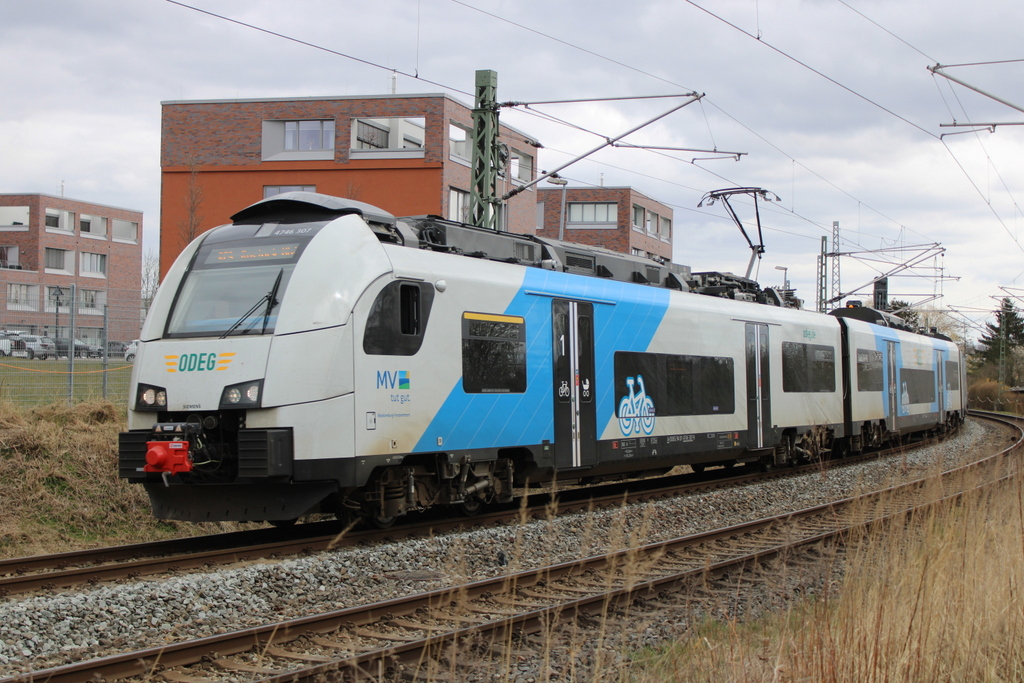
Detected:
left=546, top=175, right=568, bottom=241
left=51, top=287, right=64, bottom=338
left=774, top=265, right=789, bottom=291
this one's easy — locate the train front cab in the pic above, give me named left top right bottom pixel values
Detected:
left=119, top=193, right=399, bottom=522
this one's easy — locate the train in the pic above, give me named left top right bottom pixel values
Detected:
left=118, top=191, right=966, bottom=526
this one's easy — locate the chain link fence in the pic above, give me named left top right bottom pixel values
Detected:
left=1, top=285, right=144, bottom=407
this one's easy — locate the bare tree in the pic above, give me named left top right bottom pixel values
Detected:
left=178, top=155, right=205, bottom=249
left=141, top=250, right=161, bottom=316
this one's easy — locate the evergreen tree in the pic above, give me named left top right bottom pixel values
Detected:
left=888, top=300, right=919, bottom=327
left=979, top=298, right=1024, bottom=381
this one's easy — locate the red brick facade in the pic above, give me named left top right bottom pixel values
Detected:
left=0, top=194, right=143, bottom=343
left=536, top=187, right=673, bottom=262
left=161, top=94, right=541, bottom=276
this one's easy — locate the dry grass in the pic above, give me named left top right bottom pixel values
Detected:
left=0, top=400, right=254, bottom=558
left=633, top=464, right=1024, bottom=682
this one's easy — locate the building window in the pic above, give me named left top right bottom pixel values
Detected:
left=567, top=202, right=617, bottom=225
left=660, top=216, right=672, bottom=241
left=80, top=214, right=108, bottom=237
left=0, top=206, right=29, bottom=227
left=632, top=205, right=645, bottom=232
left=6, top=283, right=36, bottom=311
left=508, top=149, right=533, bottom=183
left=45, top=209, right=73, bottom=232
left=647, top=211, right=659, bottom=235
left=351, top=117, right=425, bottom=152
left=45, top=248, right=70, bottom=271
left=112, top=219, right=138, bottom=242
left=45, top=286, right=70, bottom=313
left=449, top=122, right=471, bottom=160
left=0, top=246, right=19, bottom=269
left=264, top=185, right=316, bottom=199
left=449, top=188, right=470, bottom=223
left=284, top=120, right=335, bottom=151
left=81, top=252, right=107, bottom=277
left=631, top=247, right=644, bottom=257
left=355, top=120, right=389, bottom=149
left=79, top=289, right=106, bottom=314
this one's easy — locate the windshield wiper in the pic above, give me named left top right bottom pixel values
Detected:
left=219, top=268, right=284, bottom=339
left=261, top=268, right=284, bottom=334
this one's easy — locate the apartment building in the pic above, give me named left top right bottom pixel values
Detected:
left=536, top=186, right=673, bottom=263
left=160, top=93, right=542, bottom=276
left=0, top=194, right=142, bottom=344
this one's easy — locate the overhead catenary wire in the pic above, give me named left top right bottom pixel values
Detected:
left=165, top=0, right=1013, bottom=318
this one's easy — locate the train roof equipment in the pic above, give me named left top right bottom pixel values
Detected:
left=227, top=192, right=810, bottom=308
left=829, top=300, right=953, bottom=341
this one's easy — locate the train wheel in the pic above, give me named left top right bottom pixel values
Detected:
left=458, top=497, right=483, bottom=516
left=690, top=463, right=706, bottom=473
left=369, top=514, right=397, bottom=529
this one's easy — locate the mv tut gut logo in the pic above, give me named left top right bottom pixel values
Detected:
left=377, top=370, right=412, bottom=405
left=619, top=374, right=655, bottom=436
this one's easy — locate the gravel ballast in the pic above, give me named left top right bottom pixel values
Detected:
left=0, top=419, right=999, bottom=676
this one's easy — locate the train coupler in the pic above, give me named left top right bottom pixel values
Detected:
left=144, top=422, right=201, bottom=476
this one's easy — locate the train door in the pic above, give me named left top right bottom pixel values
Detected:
left=887, top=340, right=899, bottom=432
left=745, top=323, right=772, bottom=448
left=553, top=300, right=596, bottom=470
left=935, top=350, right=945, bottom=418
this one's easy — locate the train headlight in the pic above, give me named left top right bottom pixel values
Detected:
left=135, top=384, right=168, bottom=411
left=220, top=379, right=263, bottom=409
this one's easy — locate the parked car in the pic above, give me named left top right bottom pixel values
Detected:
left=124, top=339, right=139, bottom=363
left=18, top=335, right=55, bottom=360
left=107, top=340, right=129, bottom=358
left=54, top=338, right=103, bottom=359
left=0, top=335, right=12, bottom=357
left=0, top=333, right=26, bottom=358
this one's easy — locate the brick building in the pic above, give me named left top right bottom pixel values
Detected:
left=160, top=93, right=542, bottom=276
left=536, top=186, right=673, bottom=263
left=0, top=194, right=143, bottom=344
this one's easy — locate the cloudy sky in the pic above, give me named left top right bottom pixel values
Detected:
left=2, top=0, right=1021, bottom=338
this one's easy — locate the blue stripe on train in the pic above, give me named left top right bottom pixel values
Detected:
left=412, top=268, right=671, bottom=452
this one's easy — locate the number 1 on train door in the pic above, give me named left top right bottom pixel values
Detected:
left=553, top=300, right=596, bottom=469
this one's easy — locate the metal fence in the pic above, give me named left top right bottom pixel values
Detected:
left=1, top=285, right=144, bottom=407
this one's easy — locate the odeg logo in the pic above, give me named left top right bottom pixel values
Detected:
left=165, top=352, right=235, bottom=373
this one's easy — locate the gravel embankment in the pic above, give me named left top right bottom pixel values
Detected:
left=0, top=419, right=999, bottom=676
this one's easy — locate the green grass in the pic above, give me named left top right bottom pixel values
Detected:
left=0, top=357, right=133, bottom=407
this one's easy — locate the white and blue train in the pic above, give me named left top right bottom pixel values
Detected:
left=119, top=192, right=966, bottom=525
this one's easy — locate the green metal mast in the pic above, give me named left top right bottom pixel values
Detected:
left=470, top=70, right=502, bottom=231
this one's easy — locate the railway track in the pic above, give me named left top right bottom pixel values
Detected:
left=3, top=411, right=1016, bottom=683
left=0, top=423, right=965, bottom=598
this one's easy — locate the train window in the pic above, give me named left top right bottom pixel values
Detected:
left=900, top=368, right=936, bottom=405
left=782, top=342, right=836, bottom=393
left=945, top=361, right=960, bottom=390
left=615, top=351, right=735, bottom=416
left=856, top=349, right=884, bottom=392
left=462, top=312, right=526, bottom=394
left=363, top=281, right=434, bottom=356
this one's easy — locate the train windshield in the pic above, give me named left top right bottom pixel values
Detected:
left=165, top=238, right=304, bottom=338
